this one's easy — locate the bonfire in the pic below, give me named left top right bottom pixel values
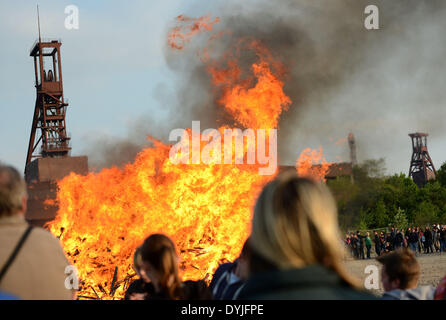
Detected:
left=47, top=15, right=329, bottom=299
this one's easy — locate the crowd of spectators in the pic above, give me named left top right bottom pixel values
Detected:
left=345, top=225, right=446, bottom=259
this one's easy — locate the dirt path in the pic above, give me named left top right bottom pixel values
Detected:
left=344, top=252, right=446, bottom=296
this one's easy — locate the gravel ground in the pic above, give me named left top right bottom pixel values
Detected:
left=344, top=252, right=446, bottom=296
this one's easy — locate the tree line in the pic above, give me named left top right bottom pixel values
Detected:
left=327, top=159, right=446, bottom=231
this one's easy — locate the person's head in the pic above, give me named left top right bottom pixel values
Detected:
left=249, top=172, right=360, bottom=288
left=426, top=226, right=429, bottom=231
left=377, top=248, right=420, bottom=291
left=140, top=234, right=182, bottom=299
left=132, top=246, right=151, bottom=283
left=0, top=164, right=27, bottom=218
left=366, top=232, right=370, bottom=237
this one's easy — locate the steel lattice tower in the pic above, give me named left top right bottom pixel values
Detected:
left=26, top=14, right=70, bottom=168
left=408, top=132, right=436, bottom=187
left=348, top=132, right=357, bottom=166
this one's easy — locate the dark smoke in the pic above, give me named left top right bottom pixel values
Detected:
left=211, top=0, right=446, bottom=173
left=86, top=0, right=446, bottom=174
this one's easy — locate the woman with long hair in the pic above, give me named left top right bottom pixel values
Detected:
left=124, top=246, right=154, bottom=300
left=139, top=233, right=212, bottom=300
left=238, top=172, right=375, bottom=299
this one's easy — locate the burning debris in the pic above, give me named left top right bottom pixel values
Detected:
left=168, top=15, right=220, bottom=50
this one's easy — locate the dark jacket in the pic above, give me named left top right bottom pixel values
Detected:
left=124, top=279, right=155, bottom=300
left=382, top=286, right=436, bottom=300
left=210, top=262, right=246, bottom=300
left=395, top=232, right=404, bottom=244
left=357, top=235, right=365, bottom=248
left=424, top=230, right=432, bottom=242
left=409, top=232, right=418, bottom=243
left=374, top=235, right=380, bottom=245
left=237, top=264, right=376, bottom=300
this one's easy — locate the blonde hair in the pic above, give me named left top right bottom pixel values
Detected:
left=251, top=171, right=360, bottom=288
left=0, top=164, right=27, bottom=217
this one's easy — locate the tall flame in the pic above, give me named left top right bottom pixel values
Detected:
left=207, top=40, right=290, bottom=129
left=47, top=23, right=291, bottom=299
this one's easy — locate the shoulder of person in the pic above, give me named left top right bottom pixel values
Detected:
left=22, top=226, right=71, bottom=267
left=29, top=226, right=66, bottom=250
left=210, top=262, right=235, bottom=287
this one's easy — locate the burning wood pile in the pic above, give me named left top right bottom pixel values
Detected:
left=46, top=15, right=330, bottom=300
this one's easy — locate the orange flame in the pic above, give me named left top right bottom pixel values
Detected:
left=207, top=40, right=290, bottom=129
left=296, top=147, right=331, bottom=182
left=47, top=28, right=290, bottom=299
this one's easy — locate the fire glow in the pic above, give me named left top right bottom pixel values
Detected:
left=47, top=15, right=329, bottom=299
left=168, top=122, right=277, bottom=175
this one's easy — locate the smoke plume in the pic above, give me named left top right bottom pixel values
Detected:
left=86, top=0, right=446, bottom=174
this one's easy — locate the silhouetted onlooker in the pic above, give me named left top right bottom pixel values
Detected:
left=440, top=226, right=446, bottom=253
left=0, top=164, right=75, bottom=300
left=365, top=232, right=372, bottom=259
left=377, top=249, right=435, bottom=300
left=390, top=227, right=396, bottom=250
left=237, top=173, right=375, bottom=300
left=124, top=246, right=155, bottom=300
left=394, top=229, right=404, bottom=249
left=432, top=226, right=440, bottom=252
left=424, top=227, right=433, bottom=254
left=210, top=238, right=250, bottom=300
left=374, top=231, right=381, bottom=257
left=139, top=233, right=212, bottom=300
left=357, top=231, right=365, bottom=259
left=408, top=230, right=418, bottom=253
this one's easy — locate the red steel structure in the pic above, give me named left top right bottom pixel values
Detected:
left=26, top=37, right=71, bottom=167
left=408, top=132, right=436, bottom=187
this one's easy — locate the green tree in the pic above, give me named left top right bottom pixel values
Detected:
left=371, top=199, right=388, bottom=228
left=358, top=219, right=368, bottom=231
left=436, top=161, right=446, bottom=187
left=393, top=207, right=408, bottom=231
left=414, top=201, right=438, bottom=226
left=329, top=158, right=446, bottom=230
